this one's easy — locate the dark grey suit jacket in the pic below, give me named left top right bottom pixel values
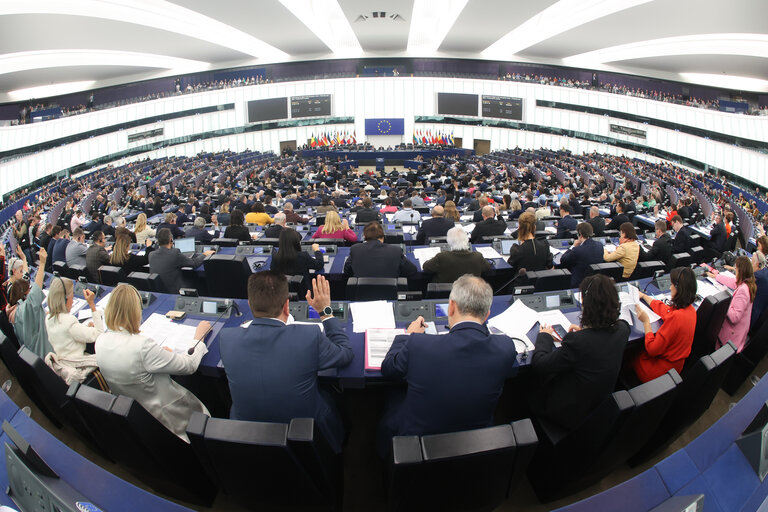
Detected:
left=148, top=246, right=206, bottom=294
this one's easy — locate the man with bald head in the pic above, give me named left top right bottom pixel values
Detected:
left=264, top=212, right=286, bottom=238
left=587, top=205, right=606, bottom=236
left=469, top=205, right=507, bottom=245
left=416, top=205, right=455, bottom=245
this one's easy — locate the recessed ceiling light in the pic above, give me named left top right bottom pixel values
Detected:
left=8, top=80, right=97, bottom=100
left=483, top=0, right=653, bottom=58
left=408, top=0, right=469, bottom=54
left=278, top=0, right=362, bottom=56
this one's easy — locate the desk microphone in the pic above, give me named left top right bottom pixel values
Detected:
left=186, top=299, right=241, bottom=355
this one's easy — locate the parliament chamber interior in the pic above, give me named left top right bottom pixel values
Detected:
left=1, top=1, right=768, bottom=511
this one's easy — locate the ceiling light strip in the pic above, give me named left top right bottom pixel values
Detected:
left=278, top=0, right=362, bottom=56
left=407, top=0, right=469, bottom=54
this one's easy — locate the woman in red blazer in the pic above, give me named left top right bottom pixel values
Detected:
left=633, top=266, right=698, bottom=382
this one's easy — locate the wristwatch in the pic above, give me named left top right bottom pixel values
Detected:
left=321, top=306, right=334, bottom=317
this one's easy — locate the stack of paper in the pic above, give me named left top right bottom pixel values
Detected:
left=544, top=226, right=557, bottom=234
left=487, top=300, right=537, bottom=351
left=140, top=313, right=198, bottom=353
left=413, top=247, right=441, bottom=269
left=365, top=328, right=405, bottom=369
left=604, top=244, right=617, bottom=252
left=350, top=301, right=396, bottom=333
left=697, top=279, right=725, bottom=299
left=475, top=246, right=503, bottom=260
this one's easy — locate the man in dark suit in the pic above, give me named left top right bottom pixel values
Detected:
left=605, top=202, right=629, bottom=231
left=219, top=273, right=352, bottom=454
left=85, top=231, right=111, bottom=283
left=706, top=213, right=727, bottom=254
left=343, top=222, right=417, bottom=278
left=642, top=220, right=673, bottom=266
left=471, top=197, right=489, bottom=222
left=263, top=212, right=286, bottom=238
left=185, top=217, right=215, bottom=243
left=469, top=205, right=507, bottom=245
left=422, top=227, right=491, bottom=283
left=156, top=212, right=185, bottom=239
left=353, top=197, right=380, bottom=225
left=556, top=203, right=578, bottom=238
left=558, top=223, right=604, bottom=288
left=587, top=206, right=606, bottom=236
left=670, top=215, right=693, bottom=254
left=378, top=275, right=517, bottom=455
left=415, top=205, right=455, bottom=245
left=148, top=228, right=213, bottom=293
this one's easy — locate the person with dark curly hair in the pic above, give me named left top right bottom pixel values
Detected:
left=632, top=267, right=698, bottom=382
left=529, top=274, right=629, bottom=430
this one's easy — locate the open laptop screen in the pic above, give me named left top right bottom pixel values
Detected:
left=174, top=237, right=195, bottom=253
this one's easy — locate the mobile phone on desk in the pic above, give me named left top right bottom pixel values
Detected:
left=552, top=325, right=567, bottom=341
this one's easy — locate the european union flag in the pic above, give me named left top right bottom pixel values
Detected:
left=365, top=118, right=405, bottom=135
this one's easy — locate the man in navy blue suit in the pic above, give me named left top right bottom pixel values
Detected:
left=558, top=223, right=604, bottom=288
left=556, top=203, right=578, bottom=238
left=378, top=275, right=518, bottom=456
left=219, top=272, right=353, bottom=453
left=415, top=205, right=455, bottom=245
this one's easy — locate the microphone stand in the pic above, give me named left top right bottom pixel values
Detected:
left=186, top=299, right=242, bottom=355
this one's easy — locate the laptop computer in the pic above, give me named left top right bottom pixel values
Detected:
left=174, top=237, right=196, bottom=256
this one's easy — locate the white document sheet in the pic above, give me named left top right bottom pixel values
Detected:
left=604, top=244, right=617, bottom=252
left=537, top=309, right=571, bottom=331
left=544, top=226, right=557, bottom=234
left=77, top=308, right=94, bottom=321
left=365, top=328, right=405, bottom=369
left=487, top=300, right=538, bottom=348
left=698, top=279, right=726, bottom=299
left=475, top=246, right=503, bottom=260
left=140, top=313, right=198, bottom=353
left=350, top=301, right=396, bottom=333
left=413, top=247, right=442, bottom=269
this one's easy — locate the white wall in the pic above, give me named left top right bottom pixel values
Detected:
left=1, top=76, right=766, bottom=195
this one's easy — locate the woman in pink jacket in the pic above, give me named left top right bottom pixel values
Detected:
left=706, top=256, right=756, bottom=352
left=311, top=210, right=358, bottom=243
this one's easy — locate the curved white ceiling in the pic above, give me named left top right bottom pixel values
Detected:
left=0, top=0, right=766, bottom=101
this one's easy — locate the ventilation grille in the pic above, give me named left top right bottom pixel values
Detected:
left=354, top=12, right=406, bottom=22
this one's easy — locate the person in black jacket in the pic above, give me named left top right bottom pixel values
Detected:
left=423, top=227, right=491, bottom=283
left=148, top=229, right=213, bottom=294
left=354, top=197, right=380, bottom=225
left=605, top=202, right=629, bottom=231
left=558, top=223, right=604, bottom=288
left=469, top=206, right=507, bottom=245
left=670, top=215, right=693, bottom=254
left=530, top=274, right=629, bottom=430
left=223, top=210, right=252, bottom=242
left=415, top=205, right=455, bottom=245
left=264, top=213, right=286, bottom=239
left=507, top=211, right=553, bottom=276
left=641, top=220, right=673, bottom=266
left=156, top=212, right=185, bottom=239
left=587, top=206, right=606, bottom=236
left=185, top=217, right=215, bottom=243
left=343, top=222, right=417, bottom=278
left=555, top=203, right=578, bottom=238
left=706, top=213, right=727, bottom=254
left=270, top=228, right=323, bottom=297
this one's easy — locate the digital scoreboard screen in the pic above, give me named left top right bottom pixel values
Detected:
left=437, top=92, right=478, bottom=116
left=481, top=95, right=523, bottom=120
left=247, top=97, right=288, bottom=123
left=290, top=94, right=332, bottom=118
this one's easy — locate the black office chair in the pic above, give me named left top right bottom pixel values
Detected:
left=98, top=265, right=125, bottom=286
left=586, top=262, right=623, bottom=282
left=52, top=261, right=67, bottom=276
left=603, top=229, right=620, bottom=239
left=684, top=290, right=732, bottom=375
left=126, top=271, right=163, bottom=293
left=689, top=246, right=705, bottom=264
left=385, top=233, right=404, bottom=244
left=668, top=252, right=692, bottom=271
left=427, top=236, right=447, bottom=244
left=0, top=336, right=46, bottom=416
left=346, top=277, right=406, bottom=301
left=312, top=238, right=347, bottom=246
left=70, top=385, right=217, bottom=506
left=253, top=237, right=280, bottom=246
left=534, top=231, right=552, bottom=240
left=203, top=254, right=252, bottom=299
left=523, top=269, right=572, bottom=292
left=721, top=313, right=768, bottom=395
left=388, top=420, right=538, bottom=512
left=425, top=283, right=452, bottom=299
left=210, top=237, right=239, bottom=247
left=65, top=263, right=87, bottom=280
left=186, top=414, right=340, bottom=511
left=634, top=260, right=666, bottom=279
left=527, top=390, right=634, bottom=503
left=628, top=343, right=737, bottom=466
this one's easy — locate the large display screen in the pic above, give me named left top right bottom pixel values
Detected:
left=437, top=92, right=478, bottom=116
left=481, top=95, right=523, bottom=120
left=247, top=97, right=288, bottom=123
left=290, top=94, right=332, bottom=118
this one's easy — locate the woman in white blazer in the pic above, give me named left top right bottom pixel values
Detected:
left=95, top=284, right=210, bottom=442
left=45, top=276, right=104, bottom=359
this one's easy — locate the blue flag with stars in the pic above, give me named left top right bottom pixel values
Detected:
left=364, top=118, right=405, bottom=135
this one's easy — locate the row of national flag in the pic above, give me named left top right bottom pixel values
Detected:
left=310, top=131, right=357, bottom=147
left=413, top=130, right=454, bottom=146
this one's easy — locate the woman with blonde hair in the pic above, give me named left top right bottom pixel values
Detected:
left=45, top=276, right=103, bottom=358
left=443, top=200, right=460, bottom=222
left=311, top=210, right=357, bottom=242
left=133, top=213, right=156, bottom=245
left=95, top=283, right=211, bottom=441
